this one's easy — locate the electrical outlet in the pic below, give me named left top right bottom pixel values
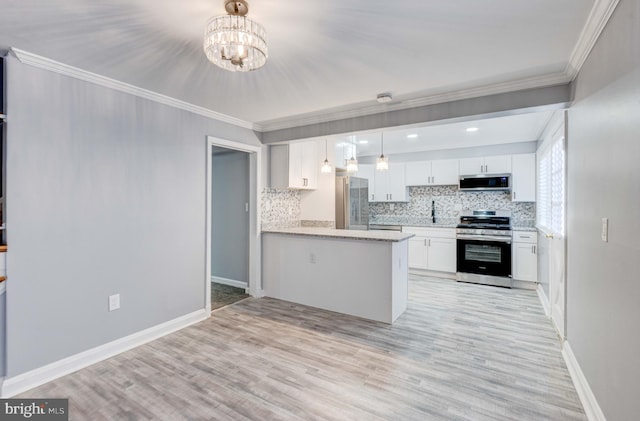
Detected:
left=601, top=217, right=608, bottom=242
left=109, top=294, right=120, bottom=311
left=309, top=253, right=316, bottom=264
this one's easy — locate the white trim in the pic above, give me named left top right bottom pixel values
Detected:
left=562, top=341, right=607, bottom=421
left=211, top=276, right=248, bottom=290
left=565, top=0, right=620, bottom=80
left=9, top=48, right=255, bottom=130
left=1, top=309, right=207, bottom=398
left=206, top=137, right=262, bottom=304
left=537, top=283, right=550, bottom=317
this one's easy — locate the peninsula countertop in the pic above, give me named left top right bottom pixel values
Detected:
left=262, top=227, right=415, bottom=242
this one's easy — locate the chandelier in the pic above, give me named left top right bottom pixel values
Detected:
left=204, top=0, right=268, bottom=72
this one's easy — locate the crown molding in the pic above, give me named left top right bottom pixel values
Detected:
left=255, top=72, right=571, bottom=133
left=564, top=0, right=619, bottom=79
left=9, top=48, right=255, bottom=130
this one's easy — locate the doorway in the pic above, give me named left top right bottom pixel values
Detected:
left=210, top=146, right=250, bottom=309
left=205, top=137, right=262, bottom=314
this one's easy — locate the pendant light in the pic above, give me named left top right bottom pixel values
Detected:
left=346, top=136, right=358, bottom=173
left=320, top=139, right=332, bottom=174
left=376, top=132, right=389, bottom=171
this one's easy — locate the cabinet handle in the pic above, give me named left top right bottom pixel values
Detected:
left=390, top=194, right=392, bottom=200
left=428, top=239, right=431, bottom=247
left=513, top=191, right=516, bottom=200
left=424, top=239, right=427, bottom=246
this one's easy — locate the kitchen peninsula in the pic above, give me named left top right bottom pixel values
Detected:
left=262, top=227, right=414, bottom=323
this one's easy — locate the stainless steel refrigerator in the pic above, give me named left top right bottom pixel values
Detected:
left=335, top=176, right=369, bottom=230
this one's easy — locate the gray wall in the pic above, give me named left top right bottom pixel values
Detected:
left=4, top=54, right=260, bottom=376
left=566, top=1, right=640, bottom=419
left=211, top=150, right=249, bottom=283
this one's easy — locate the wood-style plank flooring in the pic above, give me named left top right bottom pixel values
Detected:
left=19, top=276, right=586, bottom=420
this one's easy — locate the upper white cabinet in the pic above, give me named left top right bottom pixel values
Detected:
left=270, top=141, right=318, bottom=190
left=511, top=153, right=536, bottom=202
left=405, top=159, right=458, bottom=186
left=374, top=163, right=407, bottom=202
left=355, top=164, right=375, bottom=202
left=459, top=155, right=512, bottom=175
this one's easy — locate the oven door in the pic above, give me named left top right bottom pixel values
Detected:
left=456, top=236, right=512, bottom=277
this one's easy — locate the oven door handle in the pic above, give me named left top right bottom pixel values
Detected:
left=456, top=234, right=512, bottom=243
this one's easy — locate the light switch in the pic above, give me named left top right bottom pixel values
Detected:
left=109, top=294, right=121, bottom=311
left=601, top=217, right=608, bottom=242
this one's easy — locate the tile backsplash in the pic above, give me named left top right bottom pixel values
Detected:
left=262, top=186, right=536, bottom=230
left=370, top=186, right=536, bottom=227
left=261, top=188, right=301, bottom=230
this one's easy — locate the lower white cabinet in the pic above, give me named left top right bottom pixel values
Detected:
left=512, top=231, right=538, bottom=282
left=404, top=227, right=456, bottom=273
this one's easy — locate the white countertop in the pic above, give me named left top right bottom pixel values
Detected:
left=262, top=227, right=414, bottom=242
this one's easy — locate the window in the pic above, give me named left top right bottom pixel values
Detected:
left=537, top=126, right=565, bottom=236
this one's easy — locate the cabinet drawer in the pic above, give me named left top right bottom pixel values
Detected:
left=513, top=231, right=537, bottom=243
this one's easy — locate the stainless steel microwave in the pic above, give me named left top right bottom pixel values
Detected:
left=459, top=174, right=511, bottom=191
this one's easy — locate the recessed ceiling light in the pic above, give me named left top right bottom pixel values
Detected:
left=407, top=134, right=418, bottom=139
left=466, top=127, right=479, bottom=132
left=359, top=140, right=369, bottom=144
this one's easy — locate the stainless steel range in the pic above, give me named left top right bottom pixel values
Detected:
left=456, top=210, right=512, bottom=288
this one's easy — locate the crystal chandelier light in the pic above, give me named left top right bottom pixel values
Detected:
left=204, top=0, right=268, bottom=72
left=376, top=132, right=389, bottom=171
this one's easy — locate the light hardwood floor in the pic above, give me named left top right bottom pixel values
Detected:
left=19, top=276, right=586, bottom=420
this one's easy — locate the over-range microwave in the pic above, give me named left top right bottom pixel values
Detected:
left=459, top=174, right=511, bottom=191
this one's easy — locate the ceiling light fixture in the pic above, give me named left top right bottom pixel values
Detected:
left=466, top=127, right=479, bottom=132
left=407, top=134, right=418, bottom=139
left=359, top=140, right=369, bottom=144
left=376, top=93, right=393, bottom=103
left=376, top=132, right=389, bottom=171
left=346, top=137, right=358, bottom=173
left=204, top=0, right=268, bottom=72
left=321, top=139, right=332, bottom=174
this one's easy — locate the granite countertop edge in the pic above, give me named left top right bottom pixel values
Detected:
left=262, top=227, right=415, bottom=242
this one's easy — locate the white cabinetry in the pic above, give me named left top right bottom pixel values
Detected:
left=270, top=141, right=318, bottom=190
left=403, top=227, right=456, bottom=273
left=374, top=163, right=407, bottom=202
left=459, top=155, right=511, bottom=175
left=405, top=159, right=458, bottom=186
left=511, top=153, right=536, bottom=202
left=512, top=231, right=538, bottom=282
left=355, top=164, right=375, bottom=202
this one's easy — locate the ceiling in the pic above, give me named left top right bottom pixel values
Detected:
left=334, top=112, right=554, bottom=157
left=0, top=0, right=603, bottom=133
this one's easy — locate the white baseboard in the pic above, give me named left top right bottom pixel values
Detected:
left=537, top=283, right=551, bottom=317
left=408, top=269, right=457, bottom=280
left=562, top=341, right=606, bottom=421
left=1, top=309, right=208, bottom=398
left=511, top=280, right=538, bottom=290
left=211, top=276, right=248, bottom=290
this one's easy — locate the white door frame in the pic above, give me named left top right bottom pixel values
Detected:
left=205, top=136, right=263, bottom=313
